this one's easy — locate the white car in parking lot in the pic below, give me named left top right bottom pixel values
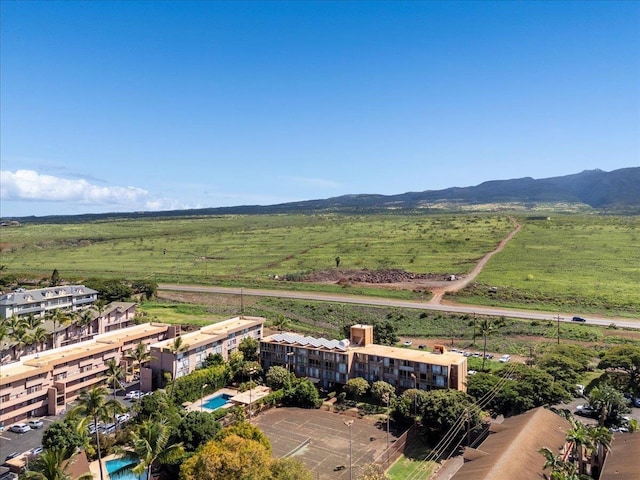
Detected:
left=116, top=413, right=130, bottom=424
left=9, top=423, right=31, bottom=433
left=125, top=390, right=143, bottom=400
left=499, top=354, right=511, bottom=363
left=28, top=419, right=44, bottom=429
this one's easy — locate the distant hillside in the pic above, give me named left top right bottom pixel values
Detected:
left=7, top=167, right=639, bottom=223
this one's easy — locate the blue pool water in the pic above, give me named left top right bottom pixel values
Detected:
left=106, top=457, right=147, bottom=480
left=202, top=393, right=233, bottom=410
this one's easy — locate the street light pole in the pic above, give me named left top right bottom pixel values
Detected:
left=344, top=419, right=354, bottom=480
left=382, top=393, right=390, bottom=466
left=201, top=383, right=208, bottom=412
left=287, top=351, right=294, bottom=374
left=410, top=373, right=417, bottom=420
left=248, top=368, right=256, bottom=422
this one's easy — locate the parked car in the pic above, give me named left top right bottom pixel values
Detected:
left=634, top=397, right=640, bottom=408
left=576, top=384, right=585, bottom=397
left=29, top=446, right=44, bottom=457
left=403, top=341, right=413, bottom=347
left=125, top=390, right=142, bottom=400
left=468, top=370, right=477, bottom=375
left=572, top=316, right=587, bottom=323
left=575, top=404, right=598, bottom=418
left=418, top=344, right=427, bottom=350
left=116, top=413, right=130, bottom=424
left=9, top=423, right=31, bottom=433
left=499, top=354, right=511, bottom=363
left=27, top=419, right=44, bottom=429
left=484, top=353, right=494, bottom=359
left=100, top=423, right=116, bottom=434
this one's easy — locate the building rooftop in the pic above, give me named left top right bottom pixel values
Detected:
left=354, top=343, right=465, bottom=365
left=151, top=316, right=264, bottom=350
left=263, top=332, right=351, bottom=352
left=0, top=285, right=98, bottom=306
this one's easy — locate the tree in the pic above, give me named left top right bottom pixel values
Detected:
left=566, top=419, right=593, bottom=476
left=238, top=336, right=259, bottom=362
left=588, top=384, right=630, bottom=426
left=272, top=314, right=289, bottom=332
left=180, top=434, right=272, bottom=480
left=68, top=386, right=125, bottom=480
left=22, top=447, right=92, bottom=480
left=598, top=345, right=640, bottom=393
left=356, top=463, right=389, bottom=480
left=171, top=411, right=221, bottom=452
left=478, top=317, right=504, bottom=370
left=41, top=422, right=84, bottom=456
left=344, top=377, right=370, bottom=400
left=217, top=421, right=272, bottom=453
left=270, top=457, right=314, bottom=480
left=127, top=341, right=155, bottom=396
left=137, top=390, right=181, bottom=426
left=266, top=366, right=292, bottom=391
left=105, top=359, right=124, bottom=401
left=76, top=310, right=95, bottom=340
left=419, top=390, right=484, bottom=445
left=29, top=326, right=49, bottom=353
left=282, top=378, right=321, bottom=409
left=127, top=417, right=185, bottom=479
left=47, top=309, right=71, bottom=349
left=370, top=381, right=395, bottom=404
left=50, top=269, right=61, bottom=287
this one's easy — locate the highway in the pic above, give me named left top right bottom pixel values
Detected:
left=158, top=284, right=640, bottom=330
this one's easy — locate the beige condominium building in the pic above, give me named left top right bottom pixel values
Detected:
left=260, top=324, right=467, bottom=392
left=0, top=323, right=174, bottom=426
left=149, top=316, right=265, bottom=384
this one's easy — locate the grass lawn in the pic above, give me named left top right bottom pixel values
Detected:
left=387, top=441, right=436, bottom=479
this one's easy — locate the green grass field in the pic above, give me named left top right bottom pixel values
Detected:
left=0, top=213, right=511, bottom=281
left=1, top=212, right=639, bottom=315
left=448, top=214, right=640, bottom=315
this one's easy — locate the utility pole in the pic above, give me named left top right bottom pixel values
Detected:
left=557, top=314, right=561, bottom=345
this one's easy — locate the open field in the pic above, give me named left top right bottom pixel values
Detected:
left=448, top=214, right=640, bottom=315
left=1, top=212, right=639, bottom=315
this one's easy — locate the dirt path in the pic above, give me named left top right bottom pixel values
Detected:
left=428, top=217, right=521, bottom=305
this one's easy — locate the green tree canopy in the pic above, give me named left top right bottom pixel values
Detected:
left=171, top=411, right=221, bottom=452
left=266, top=366, right=292, bottom=391
left=344, top=377, right=370, bottom=400
left=282, top=378, right=321, bottom=409
left=41, top=422, right=84, bottom=459
left=370, top=381, right=396, bottom=404
left=238, top=336, right=259, bottom=362
left=598, top=345, right=640, bottom=393
left=419, top=389, right=485, bottom=445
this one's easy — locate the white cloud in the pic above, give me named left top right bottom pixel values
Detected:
left=0, top=169, right=149, bottom=205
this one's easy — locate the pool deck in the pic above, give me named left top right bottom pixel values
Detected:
left=186, top=386, right=272, bottom=413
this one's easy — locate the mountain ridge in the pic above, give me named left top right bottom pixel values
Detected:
left=5, top=167, right=639, bottom=223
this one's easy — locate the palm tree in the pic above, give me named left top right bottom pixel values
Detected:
left=587, top=425, right=612, bottom=476
left=566, top=419, right=593, bottom=476
left=48, top=309, right=72, bottom=349
left=272, top=314, right=289, bottom=332
left=129, top=417, right=184, bottom=479
left=76, top=310, right=95, bottom=340
left=12, top=325, right=29, bottom=360
left=22, top=447, right=92, bottom=480
left=539, top=447, right=579, bottom=480
left=128, top=342, right=155, bottom=395
left=106, top=359, right=125, bottom=400
left=30, top=326, right=49, bottom=354
left=68, top=386, right=125, bottom=480
left=168, top=337, right=189, bottom=400
left=25, top=313, right=43, bottom=331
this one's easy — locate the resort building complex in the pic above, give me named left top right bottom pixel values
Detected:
left=0, top=285, right=98, bottom=321
left=149, top=316, right=265, bottom=380
left=261, top=324, right=467, bottom=392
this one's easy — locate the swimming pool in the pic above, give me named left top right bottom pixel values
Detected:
left=105, top=457, right=147, bottom=480
left=202, top=392, right=233, bottom=410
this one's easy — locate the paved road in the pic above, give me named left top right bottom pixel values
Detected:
left=158, top=284, right=640, bottom=329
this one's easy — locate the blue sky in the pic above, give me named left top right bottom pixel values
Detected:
left=1, top=1, right=638, bottom=217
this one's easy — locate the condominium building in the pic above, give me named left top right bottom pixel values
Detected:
left=0, top=323, right=174, bottom=425
left=149, top=316, right=265, bottom=382
left=0, top=285, right=98, bottom=321
left=260, top=324, right=467, bottom=392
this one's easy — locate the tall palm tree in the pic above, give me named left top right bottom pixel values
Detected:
left=106, top=359, right=125, bottom=400
left=68, top=386, right=125, bottom=480
left=129, top=417, right=184, bottom=479
left=128, top=342, right=155, bottom=395
left=30, top=326, right=49, bottom=354
left=168, top=337, right=189, bottom=400
left=25, top=313, right=43, bottom=331
left=76, top=310, right=95, bottom=340
left=587, top=425, right=612, bottom=475
left=539, top=447, right=579, bottom=480
left=566, top=419, right=593, bottom=476
left=48, top=309, right=72, bottom=349
left=12, top=325, right=29, bottom=360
